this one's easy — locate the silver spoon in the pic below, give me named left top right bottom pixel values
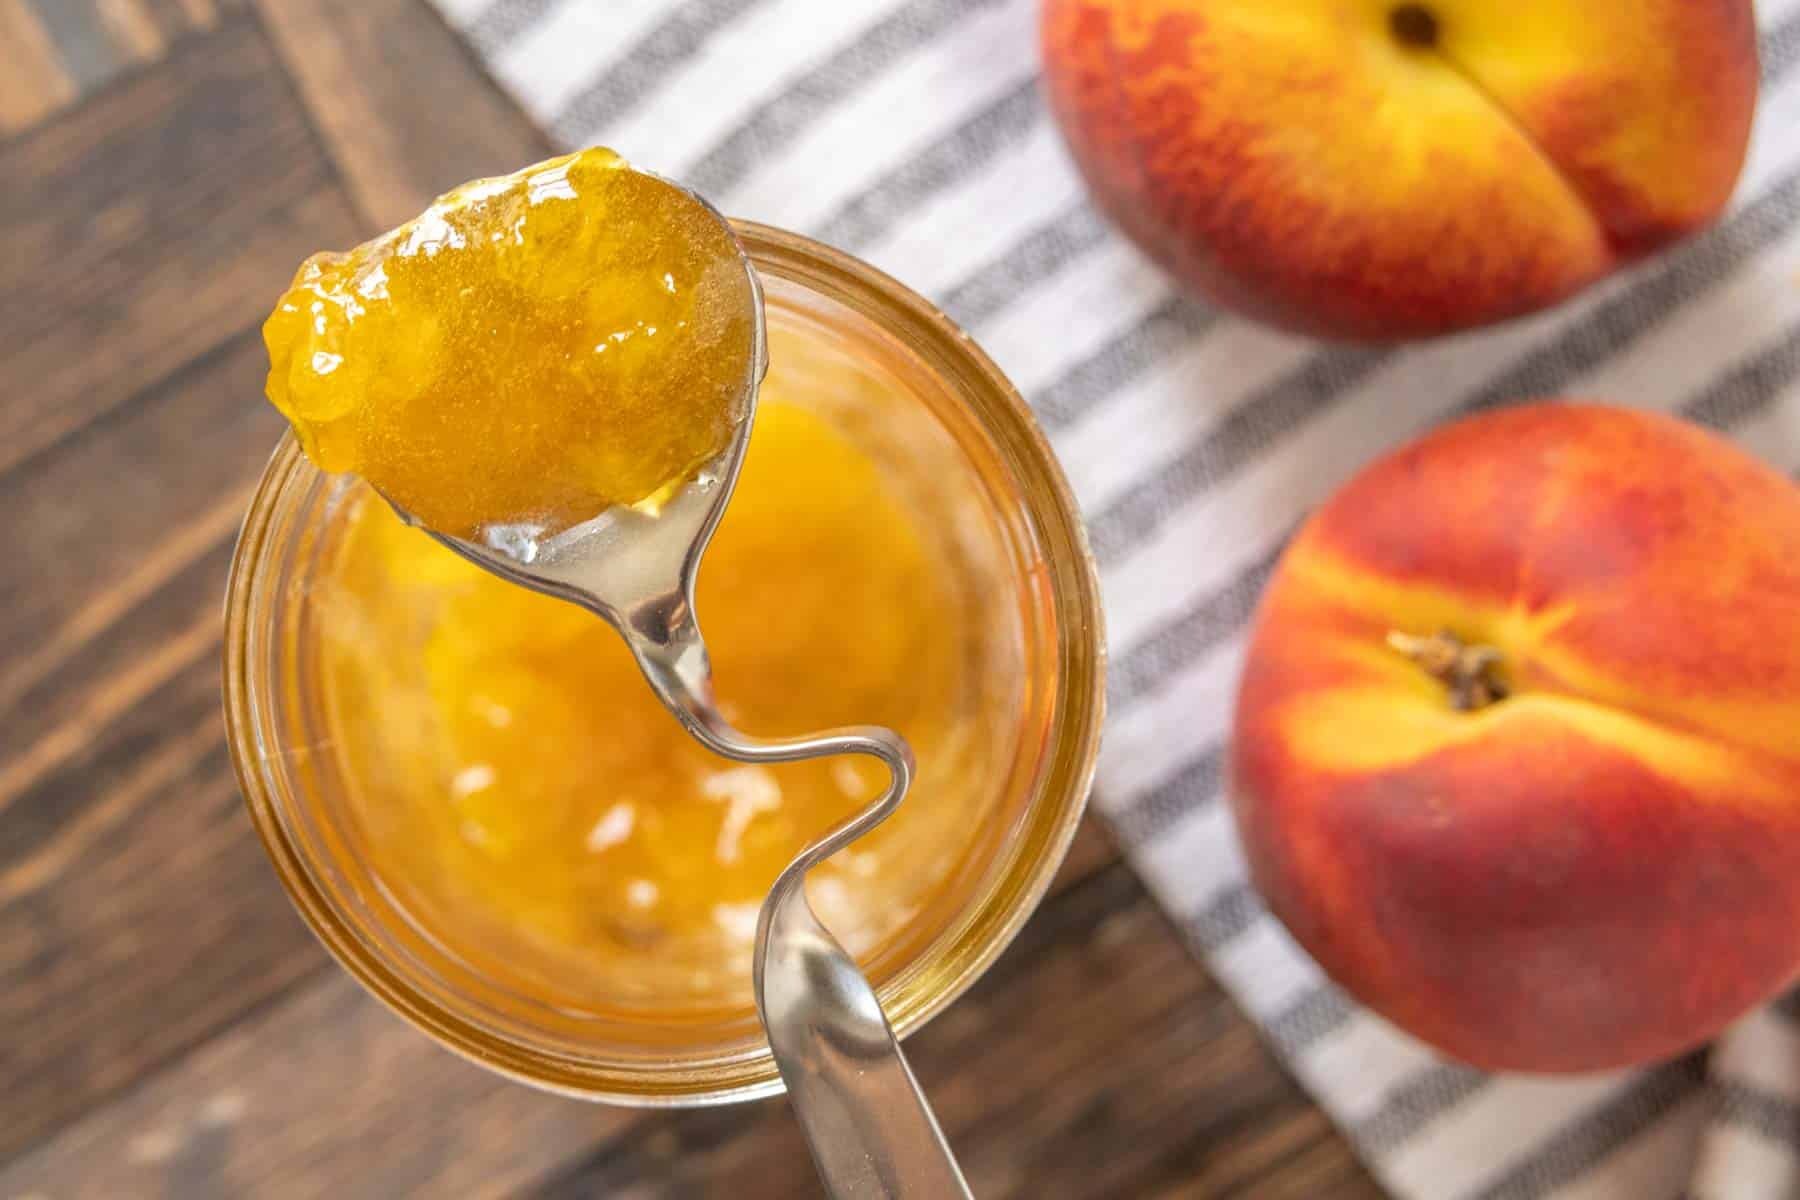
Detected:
left=385, top=176, right=972, bottom=1200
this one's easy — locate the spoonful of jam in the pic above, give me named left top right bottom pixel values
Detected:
left=262, top=147, right=970, bottom=1199
left=263, top=146, right=755, bottom=543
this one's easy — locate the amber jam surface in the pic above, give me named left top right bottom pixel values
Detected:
left=309, top=307, right=1026, bottom=1014
left=261, top=147, right=755, bottom=540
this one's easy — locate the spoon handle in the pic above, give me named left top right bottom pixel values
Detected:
left=625, top=616, right=972, bottom=1199
left=789, top=1046, right=973, bottom=1199
left=757, top=874, right=974, bottom=1199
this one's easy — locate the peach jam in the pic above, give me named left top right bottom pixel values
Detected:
left=261, top=147, right=755, bottom=540
left=307, top=307, right=1026, bottom=1013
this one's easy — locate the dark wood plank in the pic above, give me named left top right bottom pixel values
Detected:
left=0, top=9, right=366, bottom=1157
left=0, top=329, right=273, bottom=744
left=256, top=0, right=556, bottom=231
left=0, top=332, right=336, bottom=1159
left=0, top=8, right=359, bottom=480
left=0, top=972, right=635, bottom=1199
left=0, top=813, right=1123, bottom=1193
left=1146, top=1107, right=1388, bottom=1199
left=0, top=862, right=1379, bottom=1200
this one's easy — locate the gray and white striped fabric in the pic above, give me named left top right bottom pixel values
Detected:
left=429, top=1, right=1800, bottom=1195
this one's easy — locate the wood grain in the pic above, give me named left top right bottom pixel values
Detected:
left=0, top=10, right=362, bottom=1158
left=0, top=331, right=333, bottom=1158
left=0, top=815, right=1119, bottom=1189
left=256, top=0, right=556, bottom=230
left=0, top=972, right=632, bottom=1199
left=0, top=10, right=357, bottom=480
left=0, top=864, right=1378, bottom=1200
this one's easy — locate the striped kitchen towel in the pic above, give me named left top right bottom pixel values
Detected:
left=430, top=0, right=1800, bottom=1196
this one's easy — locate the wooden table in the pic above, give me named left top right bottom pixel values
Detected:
left=0, top=2, right=1383, bottom=1194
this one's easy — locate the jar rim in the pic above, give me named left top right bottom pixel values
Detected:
left=223, top=221, right=1106, bottom=1105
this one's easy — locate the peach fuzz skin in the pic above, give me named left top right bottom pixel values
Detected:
left=1231, top=404, right=1800, bottom=1072
left=1041, top=0, right=1758, bottom=341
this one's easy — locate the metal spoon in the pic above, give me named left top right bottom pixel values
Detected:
left=385, top=176, right=972, bottom=1200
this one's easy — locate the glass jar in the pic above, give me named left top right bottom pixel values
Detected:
left=223, top=222, right=1105, bottom=1105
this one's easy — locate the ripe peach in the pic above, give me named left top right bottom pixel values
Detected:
left=1041, top=0, right=1759, bottom=340
left=1231, top=404, right=1800, bottom=1072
